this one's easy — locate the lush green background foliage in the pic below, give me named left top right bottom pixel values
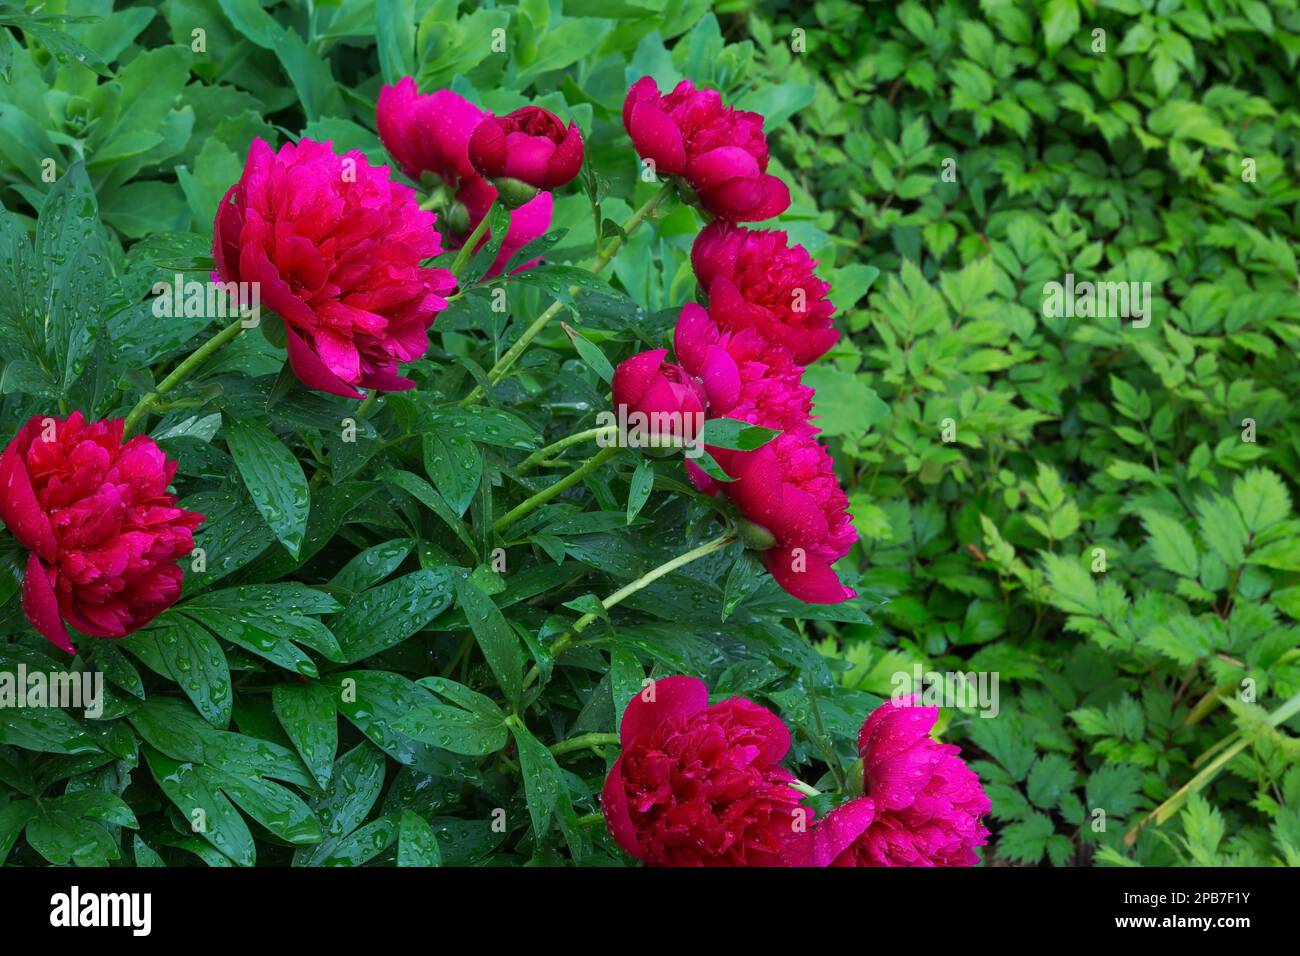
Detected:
left=1, top=0, right=1299, bottom=867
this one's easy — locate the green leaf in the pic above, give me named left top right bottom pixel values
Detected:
left=453, top=577, right=524, bottom=709
left=1233, top=468, right=1290, bottom=535
left=224, top=418, right=311, bottom=558
left=423, top=432, right=483, bottom=517
left=132, top=619, right=232, bottom=728
left=1027, top=754, right=1076, bottom=810
left=332, top=569, right=454, bottom=663
left=1141, top=510, right=1199, bottom=579
left=394, top=702, right=507, bottom=756
left=699, top=418, right=781, bottom=451
left=626, top=458, right=655, bottom=524
left=143, top=746, right=257, bottom=867
left=803, top=366, right=890, bottom=437
left=273, top=683, right=339, bottom=789
left=397, top=811, right=443, bottom=866
left=1041, top=0, right=1079, bottom=55
left=508, top=718, right=580, bottom=854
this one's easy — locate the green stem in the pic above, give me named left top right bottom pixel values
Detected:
left=521, top=530, right=737, bottom=691
left=123, top=316, right=247, bottom=436
left=493, top=445, right=620, bottom=534
left=576, top=812, right=605, bottom=828
left=462, top=181, right=674, bottom=404
left=549, top=732, right=620, bottom=757
left=419, top=194, right=439, bottom=211
left=517, top=425, right=618, bottom=475
left=808, top=680, right=850, bottom=794
left=449, top=200, right=495, bottom=278
left=789, top=780, right=821, bottom=798
left=354, top=391, right=380, bottom=419
left=591, top=179, right=674, bottom=270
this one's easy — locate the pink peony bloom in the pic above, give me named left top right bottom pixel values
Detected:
left=376, top=79, right=554, bottom=278
left=0, top=413, right=204, bottom=654
left=622, top=77, right=790, bottom=222
left=213, top=137, right=455, bottom=399
left=468, top=106, right=584, bottom=191
left=601, top=676, right=811, bottom=866
left=692, top=221, right=838, bottom=364
left=807, top=699, right=992, bottom=867
left=611, top=349, right=706, bottom=447
left=722, top=431, right=857, bottom=604
left=376, top=77, right=484, bottom=185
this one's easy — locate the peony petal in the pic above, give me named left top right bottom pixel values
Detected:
left=686, top=146, right=761, bottom=190
left=627, top=99, right=687, bottom=176
left=763, top=483, right=830, bottom=548
left=618, top=674, right=709, bottom=747
left=705, top=275, right=750, bottom=332
left=0, top=423, right=58, bottom=561
left=600, top=756, right=644, bottom=859
left=284, top=327, right=365, bottom=399
left=611, top=349, right=669, bottom=409
left=763, top=548, right=856, bottom=604
left=467, top=116, right=508, bottom=179
left=546, top=122, right=585, bottom=188
left=672, top=301, right=715, bottom=372
left=22, top=553, right=74, bottom=655
left=699, top=345, right=741, bottom=411
left=814, top=798, right=878, bottom=867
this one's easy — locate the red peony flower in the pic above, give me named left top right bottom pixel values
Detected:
left=213, top=137, right=455, bottom=399
left=804, top=699, right=992, bottom=867
left=611, top=349, right=706, bottom=448
left=0, top=413, right=204, bottom=654
left=467, top=106, right=584, bottom=192
left=376, top=77, right=485, bottom=186
left=602, top=676, right=811, bottom=866
left=376, top=80, right=555, bottom=277
left=622, top=77, right=789, bottom=222
left=722, top=431, right=857, bottom=604
left=692, top=221, right=838, bottom=364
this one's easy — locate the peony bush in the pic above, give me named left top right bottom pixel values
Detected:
left=10, top=1, right=1292, bottom=874
left=0, top=2, right=993, bottom=869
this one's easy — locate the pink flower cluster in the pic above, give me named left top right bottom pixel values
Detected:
left=603, top=677, right=990, bottom=867
left=377, top=78, right=582, bottom=277
left=614, top=79, right=855, bottom=604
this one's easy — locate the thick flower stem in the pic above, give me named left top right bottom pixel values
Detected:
left=493, top=445, right=620, bottom=535
left=520, top=530, right=737, bottom=691
left=123, top=316, right=248, bottom=437
left=789, top=780, right=821, bottom=798
left=449, top=200, right=496, bottom=278
left=549, top=731, right=620, bottom=757
left=461, top=180, right=674, bottom=405
left=516, top=424, right=618, bottom=475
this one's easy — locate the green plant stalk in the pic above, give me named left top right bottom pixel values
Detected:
left=788, top=780, right=821, bottom=798
left=494, top=445, right=620, bottom=534
left=549, top=731, right=620, bottom=756
left=354, top=391, right=380, bottom=419
left=516, top=424, right=619, bottom=474
left=461, top=180, right=674, bottom=405
left=1127, top=688, right=1300, bottom=845
left=123, top=316, right=247, bottom=436
left=807, top=679, right=850, bottom=794
left=1183, top=649, right=1300, bottom=727
left=521, top=530, right=737, bottom=691
left=449, top=200, right=495, bottom=277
